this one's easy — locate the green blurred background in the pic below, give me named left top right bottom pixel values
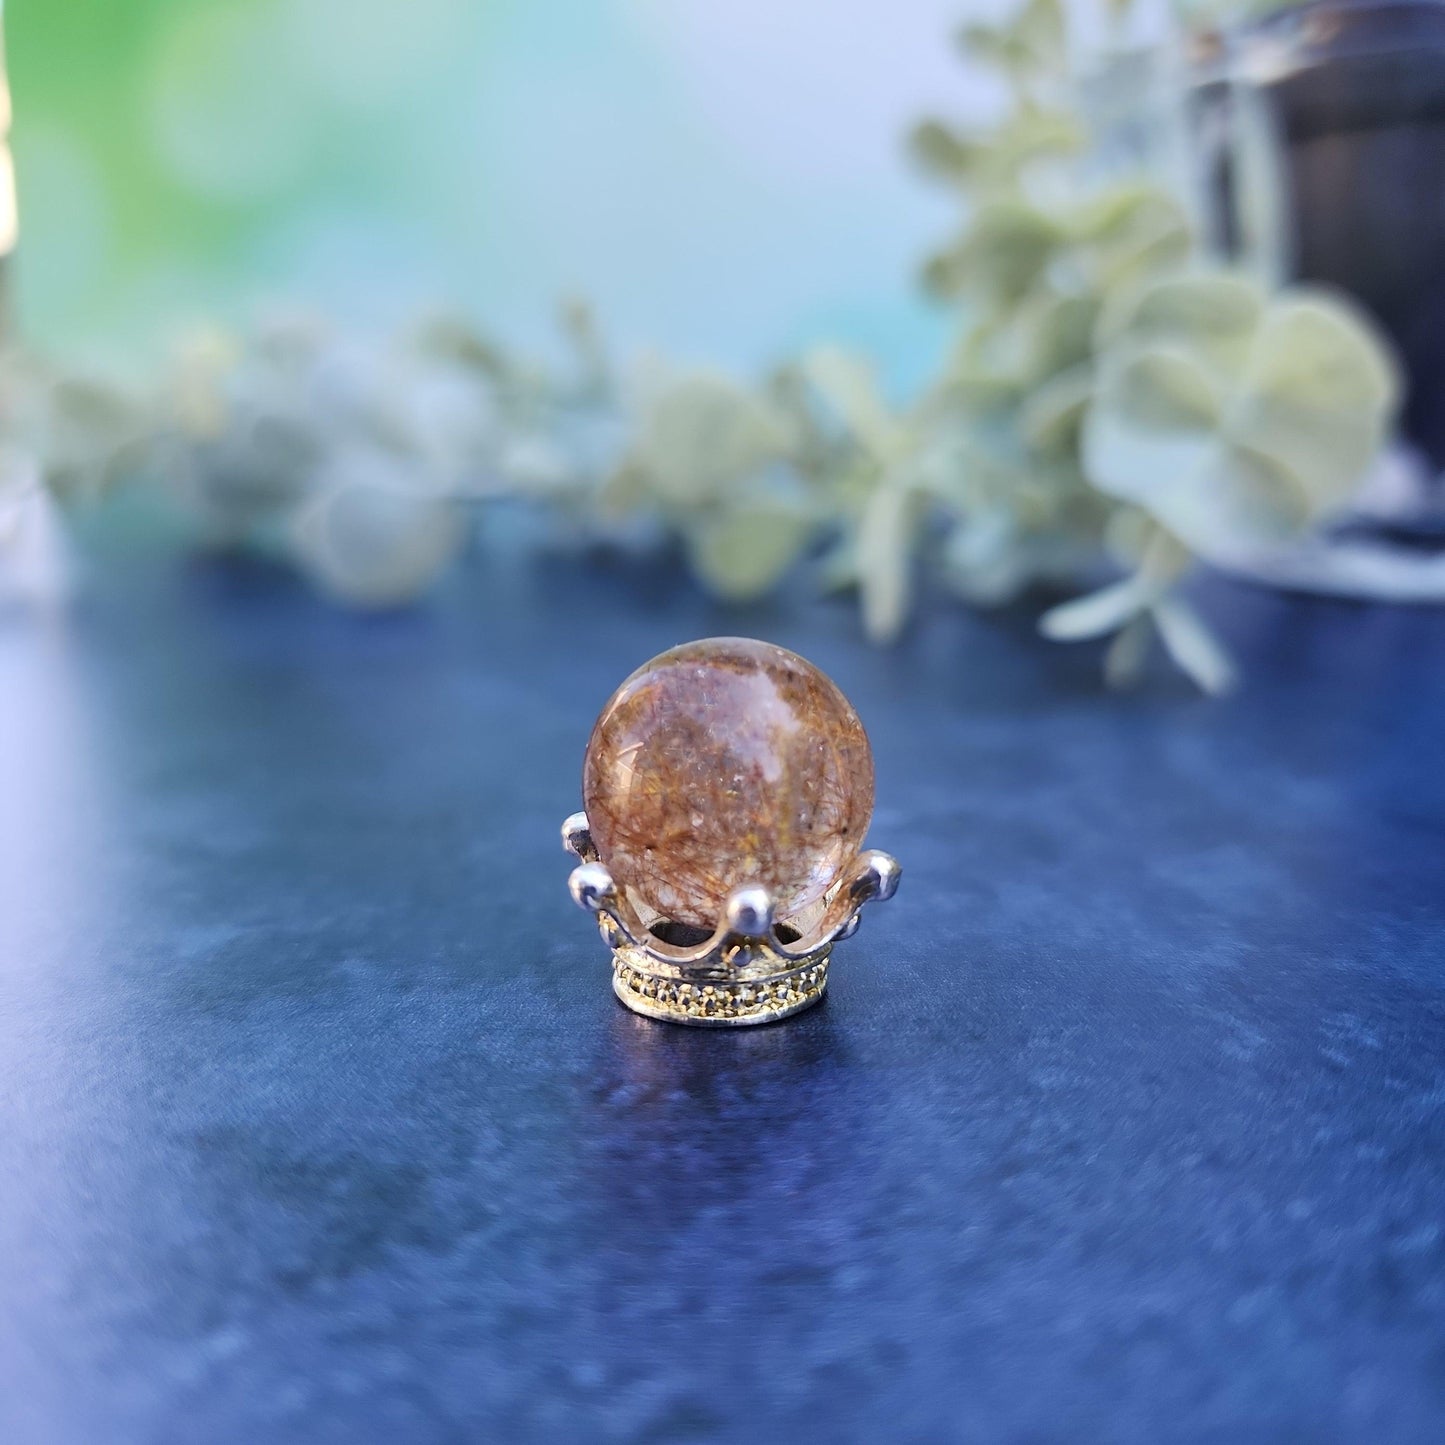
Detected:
left=6, top=0, right=969, bottom=384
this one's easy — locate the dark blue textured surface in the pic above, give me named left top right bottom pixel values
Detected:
left=3, top=542, right=1445, bottom=1444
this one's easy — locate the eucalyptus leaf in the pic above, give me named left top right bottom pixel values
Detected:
left=816, top=537, right=860, bottom=595
left=1038, top=573, right=1152, bottom=640
left=597, top=458, right=650, bottom=516
left=805, top=348, right=899, bottom=461
left=1085, top=346, right=1311, bottom=556
left=943, top=314, right=1031, bottom=404
left=1225, top=293, right=1401, bottom=514
left=858, top=483, right=919, bottom=643
left=1024, top=292, right=1101, bottom=381
left=1104, top=614, right=1151, bottom=689
left=1097, top=272, right=1265, bottom=376
left=911, top=109, right=1082, bottom=192
left=1101, top=215, right=1192, bottom=295
left=1070, top=185, right=1185, bottom=248
left=558, top=298, right=608, bottom=396
left=924, top=200, right=1062, bottom=305
left=687, top=498, right=814, bottom=601
left=1074, top=186, right=1192, bottom=293
left=910, top=121, right=980, bottom=182
left=1086, top=285, right=1400, bottom=561
left=958, top=0, right=1067, bottom=81
left=1091, top=342, right=1224, bottom=439
left=939, top=362, right=1027, bottom=416
left=632, top=371, right=790, bottom=506
left=1152, top=596, right=1238, bottom=695
left=945, top=511, right=1104, bottom=605
left=410, top=315, right=510, bottom=379
left=1020, top=363, right=1094, bottom=457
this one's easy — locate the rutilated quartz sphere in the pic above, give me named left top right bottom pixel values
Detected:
left=582, top=638, right=875, bottom=929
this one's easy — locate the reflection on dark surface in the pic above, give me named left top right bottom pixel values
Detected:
left=585, top=1004, right=861, bottom=1238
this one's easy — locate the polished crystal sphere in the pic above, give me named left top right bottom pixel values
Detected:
left=582, top=637, right=875, bottom=928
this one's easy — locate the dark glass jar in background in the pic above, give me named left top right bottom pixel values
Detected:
left=1219, top=1, right=1445, bottom=478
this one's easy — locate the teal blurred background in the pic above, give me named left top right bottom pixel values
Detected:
left=6, top=0, right=982, bottom=389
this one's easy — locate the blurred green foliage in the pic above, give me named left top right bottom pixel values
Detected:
left=6, top=0, right=503, bottom=343
left=1, top=0, right=1405, bottom=692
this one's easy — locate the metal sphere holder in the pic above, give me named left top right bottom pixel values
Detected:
left=562, top=811, right=900, bottom=1027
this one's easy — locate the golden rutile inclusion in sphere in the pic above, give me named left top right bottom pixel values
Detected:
left=582, top=638, right=875, bottom=929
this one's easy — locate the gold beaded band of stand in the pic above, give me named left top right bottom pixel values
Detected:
left=612, top=948, right=830, bottom=1026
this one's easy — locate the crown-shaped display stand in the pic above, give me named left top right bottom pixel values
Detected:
left=562, top=811, right=899, bottom=1026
